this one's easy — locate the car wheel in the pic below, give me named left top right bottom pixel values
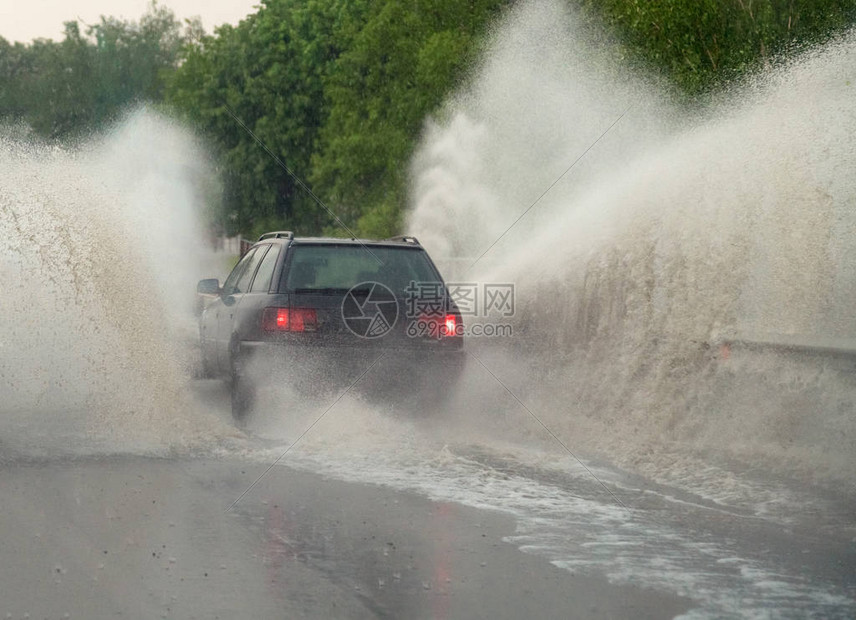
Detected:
left=230, top=351, right=254, bottom=424
left=198, top=346, right=216, bottom=380
left=197, top=322, right=216, bottom=379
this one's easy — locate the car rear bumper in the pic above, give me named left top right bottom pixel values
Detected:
left=238, top=340, right=465, bottom=399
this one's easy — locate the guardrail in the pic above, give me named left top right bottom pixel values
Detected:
left=713, top=333, right=856, bottom=360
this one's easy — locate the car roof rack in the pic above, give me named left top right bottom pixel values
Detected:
left=385, top=235, right=420, bottom=245
left=258, top=231, right=294, bottom=241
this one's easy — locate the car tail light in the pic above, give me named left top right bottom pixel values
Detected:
left=444, top=314, right=457, bottom=335
left=262, top=307, right=317, bottom=332
left=417, top=313, right=461, bottom=338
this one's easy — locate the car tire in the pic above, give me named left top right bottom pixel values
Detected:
left=230, top=351, right=254, bottom=424
left=198, top=349, right=216, bottom=380
left=197, top=323, right=216, bottom=379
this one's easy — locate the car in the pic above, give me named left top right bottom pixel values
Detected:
left=196, top=231, right=465, bottom=421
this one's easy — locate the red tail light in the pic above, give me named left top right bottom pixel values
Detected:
left=262, top=307, right=317, bottom=332
left=416, top=313, right=460, bottom=338
left=444, top=314, right=457, bottom=335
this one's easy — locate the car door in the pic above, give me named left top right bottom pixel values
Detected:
left=211, top=247, right=259, bottom=373
left=216, top=246, right=268, bottom=371
left=200, top=257, right=254, bottom=377
left=234, top=244, right=281, bottom=340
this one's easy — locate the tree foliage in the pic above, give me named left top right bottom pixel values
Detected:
left=165, top=0, right=856, bottom=238
left=165, top=0, right=507, bottom=237
left=579, top=0, right=856, bottom=96
left=3, top=0, right=855, bottom=236
left=166, top=0, right=374, bottom=236
left=0, top=2, right=193, bottom=139
left=308, top=0, right=505, bottom=237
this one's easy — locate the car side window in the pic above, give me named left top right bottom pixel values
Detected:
left=234, top=245, right=268, bottom=294
left=250, top=245, right=280, bottom=293
left=222, top=247, right=258, bottom=296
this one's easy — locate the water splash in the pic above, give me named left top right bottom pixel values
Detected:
left=0, top=109, right=229, bottom=453
left=408, top=0, right=856, bottom=486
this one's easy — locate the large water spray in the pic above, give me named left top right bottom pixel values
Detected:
left=408, top=0, right=856, bottom=485
left=0, top=109, right=228, bottom=453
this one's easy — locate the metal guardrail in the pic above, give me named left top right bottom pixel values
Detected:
left=714, top=333, right=856, bottom=359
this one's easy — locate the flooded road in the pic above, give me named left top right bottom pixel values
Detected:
left=3, top=2, right=856, bottom=617
left=1, top=375, right=853, bottom=619
left=0, top=454, right=691, bottom=620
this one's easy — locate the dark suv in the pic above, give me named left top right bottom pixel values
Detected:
left=196, top=232, right=464, bottom=420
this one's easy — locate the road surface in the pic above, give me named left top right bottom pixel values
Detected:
left=0, top=378, right=853, bottom=619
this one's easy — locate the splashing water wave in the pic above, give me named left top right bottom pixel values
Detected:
left=0, top=110, right=233, bottom=454
left=408, top=0, right=856, bottom=488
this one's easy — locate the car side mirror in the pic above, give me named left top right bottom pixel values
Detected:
left=197, top=278, right=221, bottom=295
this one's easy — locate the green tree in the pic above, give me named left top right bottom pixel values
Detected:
left=579, top=0, right=856, bottom=96
left=167, top=0, right=508, bottom=237
left=0, top=1, right=189, bottom=139
left=167, top=0, right=373, bottom=236
left=21, top=22, right=97, bottom=137
left=12, top=0, right=850, bottom=237
left=311, top=0, right=508, bottom=237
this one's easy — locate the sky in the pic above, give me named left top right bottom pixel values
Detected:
left=0, top=0, right=261, bottom=43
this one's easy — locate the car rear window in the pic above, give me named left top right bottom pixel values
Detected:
left=283, top=244, right=439, bottom=294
